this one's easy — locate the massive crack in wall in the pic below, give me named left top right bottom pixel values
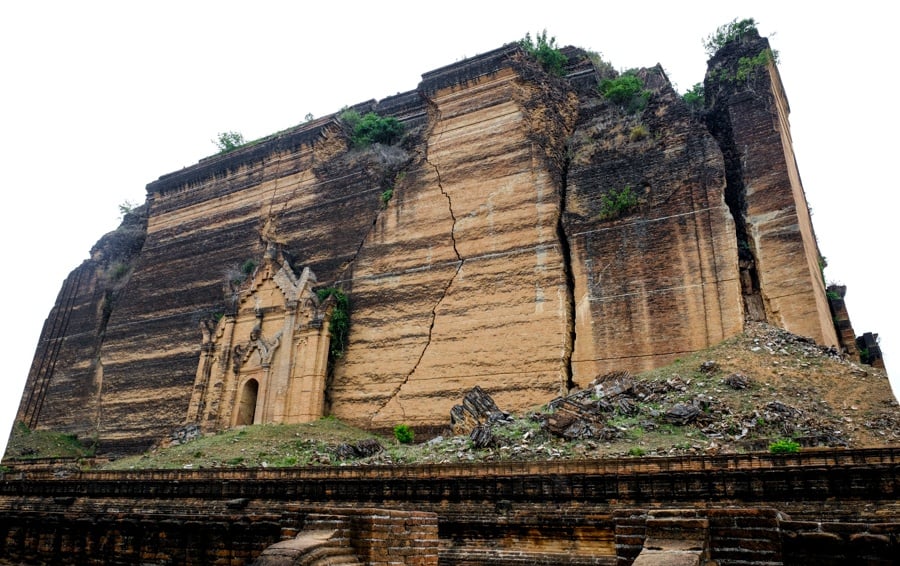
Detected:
left=334, top=52, right=574, bottom=429
left=369, top=99, right=464, bottom=420
left=509, top=52, right=583, bottom=393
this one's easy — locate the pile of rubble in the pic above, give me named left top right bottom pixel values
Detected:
left=334, top=323, right=897, bottom=463
left=746, top=323, right=844, bottom=361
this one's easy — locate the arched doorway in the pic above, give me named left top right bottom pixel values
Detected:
left=236, top=379, right=259, bottom=426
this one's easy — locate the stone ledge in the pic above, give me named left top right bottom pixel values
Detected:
left=631, top=549, right=702, bottom=566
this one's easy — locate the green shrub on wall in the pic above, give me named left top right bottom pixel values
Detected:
left=682, top=83, right=705, bottom=109
left=380, top=188, right=393, bottom=208
left=340, top=109, right=404, bottom=147
left=769, top=438, right=800, bottom=454
left=599, top=185, right=639, bottom=220
left=520, top=29, right=568, bottom=76
left=213, top=131, right=245, bottom=153
left=735, top=48, right=777, bottom=81
left=702, top=18, right=758, bottom=57
left=599, top=72, right=650, bottom=113
left=316, top=287, right=350, bottom=360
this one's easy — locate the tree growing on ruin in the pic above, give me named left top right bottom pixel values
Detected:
left=520, top=29, right=568, bottom=76
left=702, top=18, right=758, bottom=56
left=213, top=131, right=245, bottom=154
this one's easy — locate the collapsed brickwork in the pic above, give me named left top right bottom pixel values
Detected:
left=11, top=31, right=872, bottom=457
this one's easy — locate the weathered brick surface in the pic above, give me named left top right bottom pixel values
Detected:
left=299, top=508, right=438, bottom=566
left=2, top=35, right=894, bottom=566
left=779, top=519, right=900, bottom=565
left=0, top=503, right=438, bottom=566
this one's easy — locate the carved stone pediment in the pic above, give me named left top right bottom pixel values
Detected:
left=273, top=264, right=314, bottom=304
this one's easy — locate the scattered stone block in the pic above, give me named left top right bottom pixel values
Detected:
left=664, top=404, right=701, bottom=426
left=724, top=373, right=751, bottom=389
left=450, top=386, right=510, bottom=436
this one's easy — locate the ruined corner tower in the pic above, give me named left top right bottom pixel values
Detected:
left=704, top=31, right=839, bottom=349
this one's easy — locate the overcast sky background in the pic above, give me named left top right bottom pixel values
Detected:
left=1, top=1, right=896, bottom=456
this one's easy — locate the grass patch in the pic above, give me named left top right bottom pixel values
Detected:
left=4, top=422, right=94, bottom=460
left=769, top=438, right=800, bottom=454
left=100, top=419, right=387, bottom=470
left=83, top=323, right=891, bottom=470
left=629, top=124, right=649, bottom=142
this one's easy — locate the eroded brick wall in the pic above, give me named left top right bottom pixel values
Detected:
left=780, top=520, right=899, bottom=565
left=1, top=450, right=898, bottom=565
left=0, top=502, right=438, bottom=566
left=0, top=507, right=288, bottom=565
left=303, top=509, right=439, bottom=566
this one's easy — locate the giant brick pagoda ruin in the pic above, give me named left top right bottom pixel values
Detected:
left=2, top=24, right=897, bottom=565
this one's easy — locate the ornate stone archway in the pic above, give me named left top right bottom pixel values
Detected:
left=187, top=245, right=337, bottom=431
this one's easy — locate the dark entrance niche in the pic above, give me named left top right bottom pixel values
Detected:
left=236, top=379, right=259, bottom=426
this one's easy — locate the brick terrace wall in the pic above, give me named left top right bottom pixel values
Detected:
left=615, top=509, right=783, bottom=566
left=6, top=448, right=896, bottom=500
left=614, top=510, right=649, bottom=566
left=17, top=448, right=897, bottom=517
left=779, top=520, right=899, bottom=565
left=0, top=505, right=290, bottom=565
left=303, top=509, right=439, bottom=566
left=1, top=449, right=898, bottom=565
left=0, top=501, right=437, bottom=566
left=707, top=508, right=784, bottom=565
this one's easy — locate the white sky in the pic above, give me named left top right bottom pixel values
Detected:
left=1, top=1, right=897, bottom=456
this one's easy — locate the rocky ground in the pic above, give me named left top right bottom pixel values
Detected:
left=353, top=322, right=899, bottom=464
left=7, top=323, right=897, bottom=471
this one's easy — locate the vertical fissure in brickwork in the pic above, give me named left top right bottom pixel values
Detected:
left=316, top=143, right=416, bottom=406
left=418, top=160, right=465, bottom=361
left=333, top=160, right=413, bottom=287
left=557, top=151, right=577, bottom=392
left=706, top=110, right=766, bottom=323
left=374, top=101, right=463, bottom=418
left=90, top=288, right=117, bottom=443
